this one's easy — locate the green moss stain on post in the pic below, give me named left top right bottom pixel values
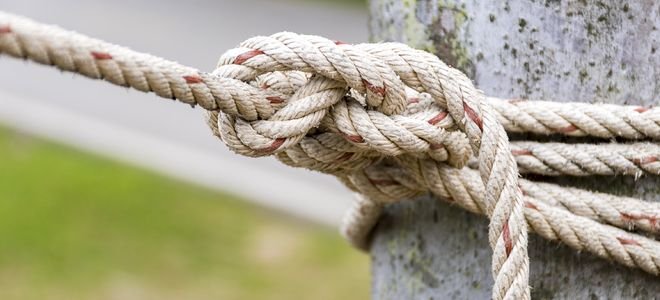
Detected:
left=402, top=0, right=437, bottom=52
left=428, top=1, right=475, bottom=77
left=372, top=0, right=475, bottom=77
left=408, top=0, right=476, bottom=76
left=394, top=204, right=441, bottom=295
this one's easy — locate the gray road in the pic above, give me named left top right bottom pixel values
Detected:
left=0, top=0, right=368, bottom=226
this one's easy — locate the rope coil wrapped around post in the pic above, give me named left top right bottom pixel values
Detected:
left=1, top=11, right=659, bottom=300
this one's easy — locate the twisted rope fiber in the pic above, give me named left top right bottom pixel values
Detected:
left=506, top=142, right=660, bottom=177
left=2, top=11, right=660, bottom=298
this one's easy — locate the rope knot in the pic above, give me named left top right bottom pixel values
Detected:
left=206, top=34, right=531, bottom=299
left=208, top=32, right=475, bottom=174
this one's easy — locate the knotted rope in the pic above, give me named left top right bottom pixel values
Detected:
left=1, top=11, right=659, bottom=299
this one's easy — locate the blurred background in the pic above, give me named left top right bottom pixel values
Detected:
left=0, top=0, right=371, bottom=299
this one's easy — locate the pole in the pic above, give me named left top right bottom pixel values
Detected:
left=368, top=0, right=660, bottom=298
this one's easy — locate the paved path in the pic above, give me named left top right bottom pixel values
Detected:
left=0, top=0, right=368, bottom=226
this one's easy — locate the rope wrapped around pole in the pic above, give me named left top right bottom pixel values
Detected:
left=1, top=11, right=659, bottom=299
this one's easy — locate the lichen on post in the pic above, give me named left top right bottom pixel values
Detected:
left=368, top=0, right=660, bottom=298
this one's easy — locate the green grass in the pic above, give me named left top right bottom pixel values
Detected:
left=0, top=127, right=369, bottom=300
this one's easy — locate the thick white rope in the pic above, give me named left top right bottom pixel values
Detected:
left=2, top=11, right=659, bottom=298
left=490, top=98, right=660, bottom=140
left=509, top=142, right=660, bottom=177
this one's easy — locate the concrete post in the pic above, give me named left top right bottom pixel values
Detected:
left=367, top=0, right=660, bottom=298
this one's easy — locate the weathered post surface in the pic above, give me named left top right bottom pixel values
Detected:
left=368, top=1, right=660, bottom=298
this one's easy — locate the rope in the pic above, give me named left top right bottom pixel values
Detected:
left=490, top=98, right=660, bottom=140
left=2, top=11, right=659, bottom=299
left=508, top=142, right=660, bottom=177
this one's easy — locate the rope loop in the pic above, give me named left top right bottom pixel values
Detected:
left=211, top=33, right=474, bottom=170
